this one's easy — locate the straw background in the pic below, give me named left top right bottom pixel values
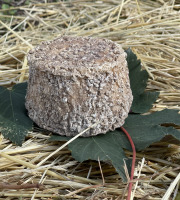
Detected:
left=0, top=0, right=180, bottom=199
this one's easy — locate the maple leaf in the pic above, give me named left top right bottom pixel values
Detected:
left=126, top=48, right=159, bottom=113
left=0, top=82, right=33, bottom=145
left=50, top=109, right=180, bottom=181
left=123, top=109, right=180, bottom=151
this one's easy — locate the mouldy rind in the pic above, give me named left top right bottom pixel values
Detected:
left=25, top=36, right=133, bottom=137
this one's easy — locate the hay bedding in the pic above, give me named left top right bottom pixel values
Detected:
left=0, top=0, right=180, bottom=199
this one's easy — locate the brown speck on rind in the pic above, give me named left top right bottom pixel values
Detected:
left=25, top=36, right=133, bottom=137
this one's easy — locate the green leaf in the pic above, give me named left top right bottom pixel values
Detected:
left=50, top=135, right=69, bottom=142
left=0, top=83, right=33, bottom=145
left=131, top=92, right=159, bottom=113
left=50, top=109, right=180, bottom=181
left=126, top=48, right=159, bottom=113
left=2, top=4, right=10, bottom=10
left=25, top=0, right=30, bottom=5
left=50, top=131, right=131, bottom=181
left=9, top=7, right=17, bottom=15
left=123, top=109, right=180, bottom=150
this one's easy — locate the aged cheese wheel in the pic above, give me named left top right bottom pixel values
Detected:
left=25, top=36, right=133, bottom=137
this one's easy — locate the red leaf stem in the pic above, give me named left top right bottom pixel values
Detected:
left=120, top=126, right=136, bottom=200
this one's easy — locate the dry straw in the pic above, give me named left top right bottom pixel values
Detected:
left=0, top=0, right=180, bottom=199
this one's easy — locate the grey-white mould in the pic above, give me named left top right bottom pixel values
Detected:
left=25, top=36, right=133, bottom=137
